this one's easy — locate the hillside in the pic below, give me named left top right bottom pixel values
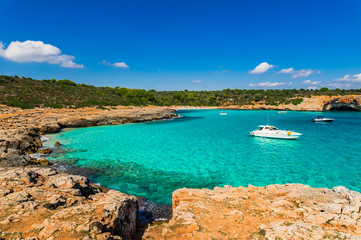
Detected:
left=1, top=75, right=361, bottom=109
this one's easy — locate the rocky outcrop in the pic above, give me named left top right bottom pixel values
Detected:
left=143, top=184, right=361, bottom=239
left=0, top=167, right=138, bottom=240
left=224, top=95, right=361, bottom=111
left=0, top=106, right=177, bottom=167
left=323, top=96, right=361, bottom=111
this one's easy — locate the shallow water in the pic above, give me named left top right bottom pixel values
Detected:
left=44, top=110, right=361, bottom=204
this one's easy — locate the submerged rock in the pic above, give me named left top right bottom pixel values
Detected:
left=37, top=148, right=52, bottom=155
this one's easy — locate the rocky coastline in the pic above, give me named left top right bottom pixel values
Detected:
left=1, top=102, right=361, bottom=239
left=222, top=95, right=361, bottom=111
left=144, top=185, right=361, bottom=239
left=0, top=106, right=176, bottom=239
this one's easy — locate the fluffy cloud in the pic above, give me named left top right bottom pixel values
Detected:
left=278, top=67, right=294, bottom=73
left=113, top=62, right=129, bottom=68
left=192, top=80, right=202, bottom=83
left=328, top=83, right=352, bottom=89
left=249, top=82, right=292, bottom=87
left=102, top=60, right=129, bottom=68
left=0, top=40, right=84, bottom=68
left=249, top=62, right=275, bottom=74
left=337, top=73, right=361, bottom=82
left=302, top=80, right=321, bottom=85
left=278, top=68, right=320, bottom=78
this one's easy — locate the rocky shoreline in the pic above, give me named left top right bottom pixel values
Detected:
left=0, top=105, right=177, bottom=167
left=144, top=184, right=361, bottom=239
left=221, top=95, right=361, bottom=111
left=1, top=104, right=361, bottom=239
left=0, top=106, right=176, bottom=239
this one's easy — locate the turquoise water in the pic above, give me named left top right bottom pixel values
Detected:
left=44, top=110, right=361, bottom=204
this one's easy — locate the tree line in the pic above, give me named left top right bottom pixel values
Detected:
left=0, top=75, right=360, bottom=109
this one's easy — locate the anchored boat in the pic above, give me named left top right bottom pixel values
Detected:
left=250, top=125, right=302, bottom=140
left=312, top=116, right=334, bottom=122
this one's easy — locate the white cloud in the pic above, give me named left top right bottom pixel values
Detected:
left=192, top=80, right=202, bottom=83
left=113, top=62, right=129, bottom=68
left=278, top=67, right=320, bottom=78
left=102, top=60, right=129, bottom=68
left=249, top=81, right=292, bottom=87
left=0, top=40, right=84, bottom=68
left=278, top=67, right=294, bottom=73
left=307, top=87, right=318, bottom=90
left=249, top=62, right=275, bottom=74
left=328, top=83, right=352, bottom=89
left=302, top=80, right=321, bottom=85
left=337, top=73, right=361, bottom=82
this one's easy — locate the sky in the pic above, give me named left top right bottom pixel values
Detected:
left=1, top=0, right=361, bottom=90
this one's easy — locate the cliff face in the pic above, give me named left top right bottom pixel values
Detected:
left=227, top=95, right=361, bottom=111
left=143, top=184, right=361, bottom=240
left=0, top=167, right=138, bottom=240
left=0, top=106, right=177, bottom=167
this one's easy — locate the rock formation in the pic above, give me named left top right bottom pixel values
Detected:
left=0, top=106, right=177, bottom=167
left=225, top=95, right=361, bottom=111
left=143, top=184, right=361, bottom=239
left=0, top=167, right=138, bottom=239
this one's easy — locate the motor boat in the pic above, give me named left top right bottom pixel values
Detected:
left=219, top=111, right=227, bottom=115
left=278, top=111, right=287, bottom=114
left=250, top=125, right=302, bottom=140
left=312, top=116, right=334, bottom=122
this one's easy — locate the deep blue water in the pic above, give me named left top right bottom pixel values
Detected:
left=44, top=110, right=361, bottom=204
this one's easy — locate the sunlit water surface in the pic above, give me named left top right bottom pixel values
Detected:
left=44, top=110, right=361, bottom=204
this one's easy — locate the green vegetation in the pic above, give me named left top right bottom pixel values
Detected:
left=0, top=75, right=361, bottom=109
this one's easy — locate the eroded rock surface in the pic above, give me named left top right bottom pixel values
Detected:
left=143, top=184, right=361, bottom=239
left=0, top=106, right=177, bottom=166
left=225, top=95, right=361, bottom=111
left=0, top=167, right=138, bottom=240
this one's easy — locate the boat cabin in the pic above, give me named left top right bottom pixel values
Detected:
left=258, top=125, right=278, bottom=131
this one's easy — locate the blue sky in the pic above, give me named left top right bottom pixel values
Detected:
left=1, top=0, right=361, bottom=90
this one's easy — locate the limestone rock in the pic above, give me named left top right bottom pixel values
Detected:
left=0, top=167, right=138, bottom=240
left=0, top=106, right=177, bottom=167
left=144, top=184, right=361, bottom=239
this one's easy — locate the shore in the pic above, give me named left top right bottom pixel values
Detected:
left=1, top=104, right=361, bottom=239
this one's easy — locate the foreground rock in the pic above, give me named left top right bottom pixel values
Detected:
left=0, top=106, right=177, bottom=167
left=0, top=167, right=137, bottom=239
left=144, top=184, right=361, bottom=239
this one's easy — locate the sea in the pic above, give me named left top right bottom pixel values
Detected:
left=43, top=110, right=361, bottom=205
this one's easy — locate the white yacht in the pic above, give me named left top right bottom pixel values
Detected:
left=250, top=125, right=302, bottom=140
left=312, top=116, right=334, bottom=122
left=219, top=111, right=227, bottom=115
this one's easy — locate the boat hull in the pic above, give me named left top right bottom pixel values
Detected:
left=250, top=131, right=302, bottom=140
left=313, top=119, right=334, bottom=122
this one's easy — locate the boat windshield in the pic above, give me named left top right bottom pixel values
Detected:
left=317, top=116, right=325, bottom=119
left=263, top=126, right=278, bottom=130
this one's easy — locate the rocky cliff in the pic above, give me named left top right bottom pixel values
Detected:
left=143, top=184, right=361, bottom=239
left=226, top=95, right=361, bottom=111
left=0, top=106, right=177, bottom=167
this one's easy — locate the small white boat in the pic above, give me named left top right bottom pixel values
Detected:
left=278, top=111, right=287, bottom=114
left=219, top=111, right=227, bottom=115
left=250, top=125, right=302, bottom=140
left=312, top=116, right=334, bottom=122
